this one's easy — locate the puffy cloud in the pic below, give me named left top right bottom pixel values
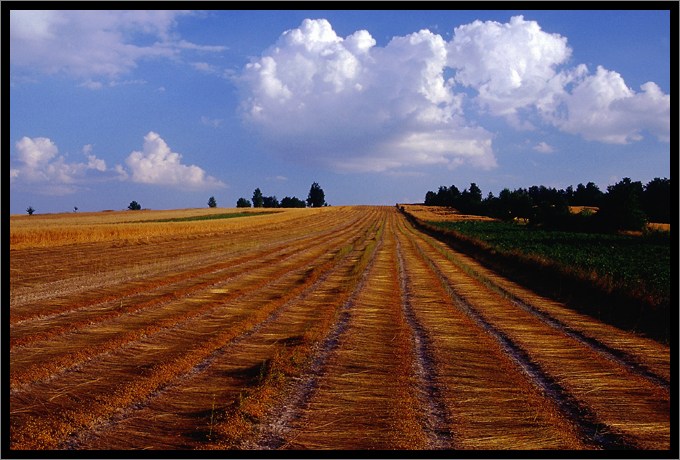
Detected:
left=124, top=132, right=225, bottom=189
left=11, top=133, right=224, bottom=193
left=446, top=16, right=669, bottom=145
left=9, top=10, right=225, bottom=82
left=554, top=67, right=671, bottom=143
left=11, top=136, right=108, bottom=194
left=239, top=19, right=495, bottom=173
left=239, top=17, right=668, bottom=174
left=448, top=15, right=571, bottom=118
left=15, top=136, right=58, bottom=171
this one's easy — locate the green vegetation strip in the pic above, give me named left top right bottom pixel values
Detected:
left=428, top=220, right=670, bottom=307
left=148, top=211, right=280, bottom=223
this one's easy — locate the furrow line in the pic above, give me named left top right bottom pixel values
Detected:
left=505, top=297, right=670, bottom=391
left=9, top=219, right=374, bottom=450
left=10, top=208, right=370, bottom=326
left=60, top=234, right=357, bottom=450
left=67, top=209, right=386, bottom=450
left=395, top=239, right=454, bottom=450
left=9, top=210, right=370, bottom=350
left=418, top=234, right=670, bottom=391
left=9, top=217, right=369, bottom=392
left=409, top=220, right=670, bottom=387
left=393, top=215, right=586, bottom=449
left=250, top=216, right=386, bottom=450
left=409, top=229, right=637, bottom=450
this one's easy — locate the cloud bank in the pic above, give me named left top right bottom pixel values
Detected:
left=239, top=17, right=670, bottom=173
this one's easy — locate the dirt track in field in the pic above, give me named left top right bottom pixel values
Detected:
left=9, top=206, right=670, bottom=451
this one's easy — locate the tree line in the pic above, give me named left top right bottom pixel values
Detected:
left=25, top=183, right=327, bottom=215
left=424, top=177, right=670, bottom=232
left=236, top=182, right=327, bottom=208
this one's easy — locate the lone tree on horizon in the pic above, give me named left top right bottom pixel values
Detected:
left=128, top=201, right=142, bottom=211
left=307, top=182, right=326, bottom=208
left=208, top=196, right=217, bottom=208
left=26, top=206, right=35, bottom=216
left=252, top=188, right=264, bottom=208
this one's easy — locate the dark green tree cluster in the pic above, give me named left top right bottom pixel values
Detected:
left=306, top=182, right=326, bottom=207
left=251, top=188, right=264, bottom=208
left=425, top=183, right=484, bottom=215
left=236, top=198, right=252, bottom=208
left=248, top=188, right=281, bottom=208
left=128, top=200, right=142, bottom=211
left=237, top=183, right=325, bottom=209
left=280, top=196, right=307, bottom=208
left=424, top=177, right=670, bottom=232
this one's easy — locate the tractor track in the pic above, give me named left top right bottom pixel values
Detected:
left=417, top=230, right=671, bottom=392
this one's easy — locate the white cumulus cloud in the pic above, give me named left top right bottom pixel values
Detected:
left=553, top=67, right=671, bottom=144
left=446, top=16, right=669, bottom=145
left=238, top=17, right=668, bottom=174
left=124, top=132, right=225, bottom=189
left=11, top=136, right=109, bottom=194
left=239, top=18, right=496, bottom=173
left=448, top=15, right=571, bottom=119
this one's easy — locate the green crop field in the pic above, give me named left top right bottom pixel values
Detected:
left=428, top=220, right=670, bottom=307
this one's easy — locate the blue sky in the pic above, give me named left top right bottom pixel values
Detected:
left=8, top=9, right=671, bottom=214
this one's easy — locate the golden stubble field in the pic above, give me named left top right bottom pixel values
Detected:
left=8, top=206, right=671, bottom=451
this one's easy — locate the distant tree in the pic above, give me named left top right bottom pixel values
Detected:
left=74, top=206, right=78, bottom=213
left=252, top=188, right=264, bottom=208
left=483, top=192, right=499, bottom=217
left=280, top=196, right=307, bottom=208
left=208, top=196, right=217, bottom=208
left=128, top=201, right=142, bottom=211
left=572, top=182, right=604, bottom=207
left=307, top=182, right=326, bottom=207
left=26, top=206, right=35, bottom=216
left=459, top=183, right=483, bottom=214
left=441, top=185, right=461, bottom=208
left=424, top=190, right=437, bottom=206
left=596, top=178, right=647, bottom=231
left=496, top=188, right=533, bottom=221
left=262, top=195, right=280, bottom=208
left=642, top=177, right=670, bottom=223
left=424, top=185, right=459, bottom=207
left=236, top=197, right=252, bottom=208
left=527, top=185, right=569, bottom=227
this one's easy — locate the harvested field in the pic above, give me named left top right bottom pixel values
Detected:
left=8, top=206, right=671, bottom=452
left=400, top=204, right=498, bottom=223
